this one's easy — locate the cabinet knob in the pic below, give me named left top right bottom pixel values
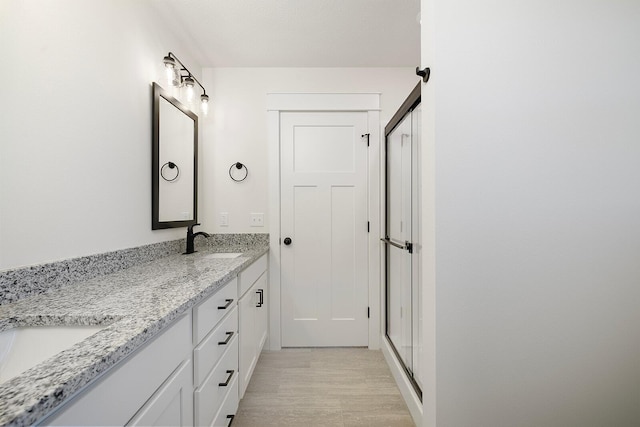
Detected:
left=283, top=237, right=292, bottom=245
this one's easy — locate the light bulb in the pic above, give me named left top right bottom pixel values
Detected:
left=163, top=55, right=177, bottom=87
left=201, top=94, right=209, bottom=115
left=165, top=67, right=175, bottom=87
left=184, top=76, right=195, bottom=102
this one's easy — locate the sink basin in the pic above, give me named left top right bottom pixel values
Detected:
left=0, top=325, right=106, bottom=384
left=204, top=253, right=242, bottom=259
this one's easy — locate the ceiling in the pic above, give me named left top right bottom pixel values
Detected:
left=150, top=0, right=421, bottom=68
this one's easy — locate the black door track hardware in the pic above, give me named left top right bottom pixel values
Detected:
left=380, top=237, right=413, bottom=254
left=416, top=67, right=431, bottom=83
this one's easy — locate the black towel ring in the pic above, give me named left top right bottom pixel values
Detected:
left=161, top=161, right=180, bottom=182
left=229, top=162, right=248, bottom=182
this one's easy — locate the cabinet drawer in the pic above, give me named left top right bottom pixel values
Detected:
left=212, top=374, right=239, bottom=427
left=193, top=277, right=238, bottom=345
left=238, top=254, right=267, bottom=298
left=194, top=306, right=238, bottom=387
left=194, top=335, right=238, bottom=427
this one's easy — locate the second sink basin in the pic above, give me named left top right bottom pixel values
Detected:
left=204, top=253, right=242, bottom=259
left=0, top=325, right=106, bottom=384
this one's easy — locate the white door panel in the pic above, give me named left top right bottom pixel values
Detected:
left=281, top=112, right=368, bottom=347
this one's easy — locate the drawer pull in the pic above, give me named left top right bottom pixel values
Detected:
left=256, top=289, right=264, bottom=307
left=218, top=298, right=234, bottom=310
left=226, top=414, right=235, bottom=426
left=218, top=331, right=234, bottom=345
left=219, top=369, right=234, bottom=387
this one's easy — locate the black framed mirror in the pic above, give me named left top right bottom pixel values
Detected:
left=152, top=82, right=198, bottom=230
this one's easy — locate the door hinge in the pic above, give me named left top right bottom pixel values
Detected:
left=361, top=133, right=370, bottom=146
left=367, top=307, right=370, bottom=318
left=367, top=221, right=370, bottom=233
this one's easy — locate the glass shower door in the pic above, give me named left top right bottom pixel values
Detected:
left=384, top=83, right=422, bottom=397
left=386, top=112, right=413, bottom=369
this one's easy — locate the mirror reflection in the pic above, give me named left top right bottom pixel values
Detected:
left=152, top=82, right=198, bottom=230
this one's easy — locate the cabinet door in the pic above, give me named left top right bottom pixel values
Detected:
left=254, top=272, right=268, bottom=353
left=127, top=359, right=193, bottom=427
left=238, top=288, right=256, bottom=398
left=39, top=315, right=191, bottom=426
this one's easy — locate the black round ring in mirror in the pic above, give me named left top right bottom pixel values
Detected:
left=161, top=161, right=180, bottom=182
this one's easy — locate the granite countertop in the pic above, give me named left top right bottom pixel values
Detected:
left=0, top=245, right=268, bottom=427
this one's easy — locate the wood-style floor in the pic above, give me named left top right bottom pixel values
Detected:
left=233, top=348, right=415, bottom=427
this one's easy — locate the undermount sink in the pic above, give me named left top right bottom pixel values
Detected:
left=0, top=325, right=106, bottom=384
left=204, top=253, right=242, bottom=259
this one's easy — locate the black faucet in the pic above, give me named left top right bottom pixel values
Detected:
left=184, top=223, right=210, bottom=254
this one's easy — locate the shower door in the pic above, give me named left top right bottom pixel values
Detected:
left=383, top=83, right=422, bottom=397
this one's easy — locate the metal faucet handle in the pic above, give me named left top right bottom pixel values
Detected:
left=187, top=223, right=201, bottom=233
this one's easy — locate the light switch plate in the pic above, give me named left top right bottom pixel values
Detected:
left=220, top=212, right=229, bottom=227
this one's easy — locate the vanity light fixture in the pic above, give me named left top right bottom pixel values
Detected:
left=200, top=93, right=210, bottom=115
left=162, top=52, right=209, bottom=114
left=184, top=76, right=195, bottom=101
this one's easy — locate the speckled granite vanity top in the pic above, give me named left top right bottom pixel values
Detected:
left=0, top=245, right=268, bottom=426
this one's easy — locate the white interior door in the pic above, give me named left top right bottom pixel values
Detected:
left=280, top=111, right=369, bottom=347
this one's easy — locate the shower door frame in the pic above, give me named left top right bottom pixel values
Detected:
left=383, top=82, right=422, bottom=401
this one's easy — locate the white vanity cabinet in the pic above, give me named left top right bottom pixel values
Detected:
left=238, top=253, right=268, bottom=398
left=39, top=314, right=193, bottom=426
left=192, top=278, right=239, bottom=427
left=34, top=252, right=268, bottom=427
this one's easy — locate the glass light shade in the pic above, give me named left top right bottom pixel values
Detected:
left=162, top=55, right=176, bottom=68
left=163, top=55, right=176, bottom=87
left=201, top=94, right=209, bottom=115
left=165, top=67, right=176, bottom=87
left=184, top=76, right=195, bottom=101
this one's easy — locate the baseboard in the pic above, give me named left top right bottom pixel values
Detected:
left=381, top=336, right=423, bottom=426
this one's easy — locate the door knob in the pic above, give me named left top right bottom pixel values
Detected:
left=283, top=237, right=292, bottom=245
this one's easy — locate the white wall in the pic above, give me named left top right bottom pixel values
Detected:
left=0, top=1, right=202, bottom=270
left=421, top=0, right=640, bottom=426
left=200, top=67, right=418, bottom=234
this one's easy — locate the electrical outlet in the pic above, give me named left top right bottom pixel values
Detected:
left=250, top=213, right=264, bottom=227
left=220, top=212, right=229, bottom=227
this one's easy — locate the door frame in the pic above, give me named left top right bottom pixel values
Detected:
left=267, top=93, right=382, bottom=350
